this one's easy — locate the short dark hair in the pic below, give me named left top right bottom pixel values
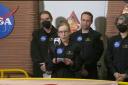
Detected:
left=40, top=10, right=53, bottom=21
left=81, top=11, right=93, bottom=22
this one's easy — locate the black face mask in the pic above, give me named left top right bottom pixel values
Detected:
left=42, top=21, right=51, bottom=29
left=116, top=24, right=128, bottom=33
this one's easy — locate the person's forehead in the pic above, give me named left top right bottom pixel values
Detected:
left=117, top=19, right=124, bottom=24
left=119, top=15, right=125, bottom=21
left=81, top=14, right=91, bottom=19
left=40, top=14, right=50, bottom=18
left=58, top=25, right=68, bottom=31
left=117, top=16, right=126, bottom=24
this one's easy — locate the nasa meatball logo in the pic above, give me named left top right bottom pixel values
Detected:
left=56, top=48, right=63, bottom=55
left=40, top=36, right=47, bottom=42
left=114, top=41, right=120, bottom=48
left=0, top=4, right=18, bottom=39
left=77, top=36, right=82, bottom=42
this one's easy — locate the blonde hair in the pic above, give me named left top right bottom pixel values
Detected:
left=57, top=20, right=70, bottom=31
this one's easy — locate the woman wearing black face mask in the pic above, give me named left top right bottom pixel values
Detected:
left=31, top=11, right=57, bottom=77
left=42, top=20, right=52, bottom=29
left=105, top=13, right=128, bottom=82
left=116, top=24, right=128, bottom=33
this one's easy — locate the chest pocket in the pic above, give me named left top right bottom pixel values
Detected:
left=84, top=37, right=93, bottom=48
left=65, top=50, right=74, bottom=59
left=64, top=45, right=75, bottom=59
left=40, top=36, right=54, bottom=45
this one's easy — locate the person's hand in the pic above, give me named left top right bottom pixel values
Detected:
left=52, top=58, right=57, bottom=64
left=80, top=68, right=88, bottom=77
left=64, top=58, right=73, bottom=65
left=53, top=58, right=65, bottom=64
left=114, top=72, right=120, bottom=81
left=117, top=73, right=127, bottom=81
left=40, top=63, right=46, bottom=71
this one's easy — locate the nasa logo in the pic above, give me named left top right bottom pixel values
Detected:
left=77, top=36, right=82, bottom=42
left=56, top=48, right=63, bottom=55
left=40, top=35, right=47, bottom=42
left=0, top=4, right=18, bottom=39
left=114, top=41, right=120, bottom=48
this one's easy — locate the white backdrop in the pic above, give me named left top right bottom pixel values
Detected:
left=44, top=1, right=108, bottom=30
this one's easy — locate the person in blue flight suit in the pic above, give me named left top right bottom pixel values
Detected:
left=31, top=11, right=57, bottom=77
left=46, top=21, right=81, bottom=78
left=71, top=11, right=104, bottom=79
left=105, top=13, right=128, bottom=82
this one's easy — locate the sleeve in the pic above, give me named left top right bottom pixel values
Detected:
left=84, top=33, right=104, bottom=65
left=30, top=30, right=42, bottom=64
left=105, top=38, right=116, bottom=74
left=45, top=45, right=55, bottom=71
left=94, top=34, right=104, bottom=62
left=74, top=43, right=84, bottom=71
left=70, top=32, right=76, bottom=42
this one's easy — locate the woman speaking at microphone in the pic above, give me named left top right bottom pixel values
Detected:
left=46, top=21, right=81, bottom=78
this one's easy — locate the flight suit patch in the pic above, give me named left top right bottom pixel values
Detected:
left=114, top=41, right=120, bottom=48
left=122, top=44, right=128, bottom=48
left=56, top=48, right=64, bottom=55
left=76, top=36, right=82, bottom=42
left=49, top=37, right=54, bottom=41
left=40, top=36, right=47, bottom=42
left=85, top=37, right=91, bottom=42
left=66, top=50, right=73, bottom=58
